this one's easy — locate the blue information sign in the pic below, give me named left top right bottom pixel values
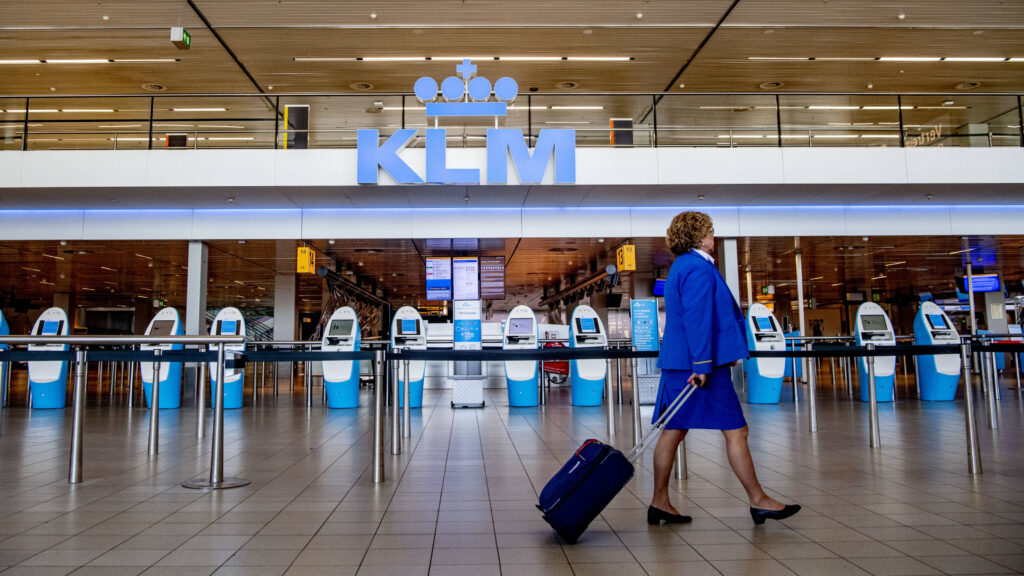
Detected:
left=630, top=299, right=660, bottom=352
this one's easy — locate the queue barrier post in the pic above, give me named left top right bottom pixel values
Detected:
left=147, top=349, right=162, bottom=456
left=391, top=351, right=401, bottom=455
left=960, top=343, right=982, bottom=475
left=128, top=353, right=137, bottom=406
left=867, top=344, right=881, bottom=448
left=605, top=356, right=615, bottom=439
left=986, top=349, right=999, bottom=429
left=197, top=357, right=207, bottom=439
left=631, top=351, right=641, bottom=446
left=616, top=352, right=623, bottom=405
left=183, top=342, right=250, bottom=490
left=675, top=442, right=687, bottom=480
left=372, top=350, right=385, bottom=483
left=402, top=359, right=411, bottom=439
left=538, top=357, right=546, bottom=406
left=69, top=348, right=87, bottom=484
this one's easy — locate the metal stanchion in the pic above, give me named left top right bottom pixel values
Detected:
left=616, top=353, right=623, bottom=405
left=674, top=442, right=687, bottom=479
left=252, top=356, right=257, bottom=405
left=402, top=359, right=411, bottom=438
left=791, top=355, right=799, bottom=403
left=807, top=343, right=818, bottom=433
left=183, top=343, right=250, bottom=490
left=147, top=349, right=162, bottom=456
left=913, top=355, right=920, bottom=398
left=127, top=360, right=135, bottom=410
left=372, top=350, right=385, bottom=483
left=1015, top=352, right=1022, bottom=390
left=69, top=349, right=87, bottom=484
left=273, top=359, right=279, bottom=397
left=986, top=351, right=999, bottom=429
left=900, top=354, right=908, bottom=398
left=960, top=343, right=982, bottom=474
left=867, top=344, right=881, bottom=448
left=98, top=361, right=104, bottom=398
left=631, top=355, right=641, bottom=446
left=197, top=355, right=207, bottom=439
left=391, top=353, right=401, bottom=455
left=830, top=356, right=836, bottom=390
left=128, top=355, right=136, bottom=405
left=305, top=345, right=313, bottom=408
left=605, top=357, right=615, bottom=439
left=845, top=354, right=854, bottom=397
left=992, top=352, right=1001, bottom=401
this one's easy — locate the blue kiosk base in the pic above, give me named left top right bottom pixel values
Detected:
left=143, top=365, right=183, bottom=409
left=398, top=379, right=424, bottom=408
left=507, top=377, right=539, bottom=407
left=858, top=370, right=895, bottom=402
left=211, top=380, right=244, bottom=409
left=570, top=362, right=603, bottom=406
left=325, top=378, right=360, bottom=408
left=30, top=380, right=67, bottom=409
left=746, top=371, right=783, bottom=404
left=919, top=371, right=959, bottom=401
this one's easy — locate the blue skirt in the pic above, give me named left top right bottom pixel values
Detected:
left=652, top=366, right=747, bottom=431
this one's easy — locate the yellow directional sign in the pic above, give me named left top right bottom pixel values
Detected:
left=616, top=244, right=636, bottom=272
left=297, top=247, right=315, bottom=274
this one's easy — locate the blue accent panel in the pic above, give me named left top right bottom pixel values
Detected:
left=425, top=129, right=480, bottom=184
left=570, top=362, right=604, bottom=406
left=857, top=369, right=895, bottom=402
left=210, top=374, right=244, bottom=409
left=486, top=129, right=576, bottom=184
left=426, top=102, right=507, bottom=117
left=357, top=129, right=422, bottom=184
left=30, top=360, right=69, bottom=409
left=397, top=378, right=424, bottom=408
left=505, top=363, right=539, bottom=407
left=325, top=373, right=360, bottom=408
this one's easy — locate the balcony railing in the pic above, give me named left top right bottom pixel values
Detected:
left=2, top=92, right=1022, bottom=151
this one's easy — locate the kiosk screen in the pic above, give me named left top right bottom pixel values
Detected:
left=39, top=320, right=63, bottom=335
left=149, top=320, right=175, bottom=336
left=399, top=319, right=419, bottom=335
left=926, top=314, right=948, bottom=330
left=328, top=319, right=354, bottom=336
left=577, top=317, right=598, bottom=334
left=861, top=315, right=888, bottom=331
left=216, top=320, right=238, bottom=335
left=754, top=316, right=775, bottom=332
left=508, top=318, right=533, bottom=336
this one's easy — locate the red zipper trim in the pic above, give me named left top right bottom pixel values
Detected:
left=573, top=439, right=601, bottom=460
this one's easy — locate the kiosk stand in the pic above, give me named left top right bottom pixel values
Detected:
left=323, top=307, right=361, bottom=408
left=569, top=305, right=607, bottom=406
left=503, top=305, right=538, bottom=407
left=913, top=302, right=961, bottom=401
left=391, top=306, right=427, bottom=408
left=744, top=303, right=786, bottom=404
left=451, top=300, right=485, bottom=408
left=28, top=307, right=70, bottom=409
left=141, top=308, right=184, bottom=409
left=854, top=302, right=896, bottom=402
left=209, top=307, right=246, bottom=409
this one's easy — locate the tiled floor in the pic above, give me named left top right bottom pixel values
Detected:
left=0, top=371, right=1022, bottom=575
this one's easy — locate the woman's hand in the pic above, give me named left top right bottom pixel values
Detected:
left=687, top=373, right=707, bottom=387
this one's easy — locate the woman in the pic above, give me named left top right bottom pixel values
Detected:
left=648, top=211, right=800, bottom=526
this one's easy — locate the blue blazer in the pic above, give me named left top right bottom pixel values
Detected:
left=658, top=250, right=748, bottom=374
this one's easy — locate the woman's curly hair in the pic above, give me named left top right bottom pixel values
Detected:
left=666, top=211, right=714, bottom=255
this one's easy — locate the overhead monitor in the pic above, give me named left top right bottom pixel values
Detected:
left=479, top=256, right=506, bottom=300
left=39, top=320, right=63, bottom=335
left=216, top=320, right=239, bottom=335
left=957, top=273, right=1001, bottom=293
left=508, top=317, right=533, bottom=336
left=926, top=314, right=949, bottom=330
left=860, top=314, right=888, bottom=331
left=425, top=257, right=453, bottom=301
left=149, top=320, right=176, bottom=336
left=754, top=316, right=775, bottom=332
left=577, top=317, right=598, bottom=334
left=845, top=291, right=866, bottom=303
left=918, top=292, right=933, bottom=302
left=328, top=319, right=354, bottom=336
left=399, top=319, right=420, bottom=336
left=453, top=257, right=480, bottom=301
left=653, top=278, right=666, bottom=297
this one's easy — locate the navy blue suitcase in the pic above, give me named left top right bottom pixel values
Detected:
left=537, top=384, right=697, bottom=543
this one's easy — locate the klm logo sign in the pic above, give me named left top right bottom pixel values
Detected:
left=357, top=59, right=575, bottom=185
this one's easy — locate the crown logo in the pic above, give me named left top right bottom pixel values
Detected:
left=414, top=59, right=518, bottom=117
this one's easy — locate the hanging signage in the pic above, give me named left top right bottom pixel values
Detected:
left=479, top=256, right=505, bottom=300
left=357, top=60, right=575, bottom=185
left=453, top=257, right=479, bottom=301
left=296, top=247, right=315, bottom=274
left=616, top=244, right=636, bottom=272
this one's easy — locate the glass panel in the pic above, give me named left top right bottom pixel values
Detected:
left=152, top=96, right=275, bottom=149
left=778, top=95, right=902, bottom=147
left=655, top=95, right=778, bottom=147
left=901, top=94, right=1021, bottom=147
left=526, top=94, right=655, bottom=148
left=0, top=98, right=26, bottom=151
left=20, top=97, right=152, bottom=150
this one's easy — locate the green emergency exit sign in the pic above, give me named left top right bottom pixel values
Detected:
left=171, top=27, right=191, bottom=49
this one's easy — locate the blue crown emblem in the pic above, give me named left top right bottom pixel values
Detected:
left=414, top=59, right=518, bottom=117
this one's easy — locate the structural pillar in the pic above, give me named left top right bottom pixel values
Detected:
left=274, top=242, right=298, bottom=383
left=184, top=241, right=209, bottom=392
left=717, top=238, right=743, bottom=383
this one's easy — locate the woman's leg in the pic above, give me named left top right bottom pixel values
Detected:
left=722, top=427, right=784, bottom=510
left=650, top=428, right=686, bottom=513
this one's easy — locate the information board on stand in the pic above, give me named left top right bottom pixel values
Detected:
left=451, top=299, right=484, bottom=407
left=630, top=299, right=661, bottom=404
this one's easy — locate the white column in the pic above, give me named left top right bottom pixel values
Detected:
left=184, top=241, right=209, bottom=390
left=717, top=238, right=740, bottom=303
left=795, top=237, right=807, bottom=381
left=273, top=241, right=297, bottom=342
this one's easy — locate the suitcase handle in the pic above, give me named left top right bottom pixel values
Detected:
left=625, top=383, right=697, bottom=464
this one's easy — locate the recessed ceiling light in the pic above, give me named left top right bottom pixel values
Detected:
left=759, top=81, right=784, bottom=89
left=955, top=81, right=982, bottom=90
left=0, top=60, right=42, bottom=64
left=879, top=57, right=940, bottom=62
left=635, top=12, right=643, bottom=18
left=171, top=107, right=227, bottom=112
left=293, top=57, right=358, bottom=62
left=44, top=59, right=111, bottom=64
left=897, top=12, right=906, bottom=20
left=114, top=59, right=179, bottom=63
left=944, top=57, right=1006, bottom=62
left=370, top=12, right=377, bottom=19
left=582, top=29, right=593, bottom=35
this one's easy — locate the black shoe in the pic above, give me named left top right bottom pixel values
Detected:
left=647, top=505, right=692, bottom=526
left=750, top=504, right=801, bottom=525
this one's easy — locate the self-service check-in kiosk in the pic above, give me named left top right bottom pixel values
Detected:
left=141, top=308, right=184, bottom=409
left=0, top=310, right=8, bottom=408
left=503, top=305, right=539, bottom=407
left=913, top=301, right=961, bottom=401
left=854, top=302, right=896, bottom=402
left=745, top=303, right=786, bottom=404
left=391, top=306, right=427, bottom=408
left=29, top=307, right=70, bottom=409
left=209, top=307, right=246, bottom=409
left=323, top=307, right=361, bottom=408
left=569, top=305, right=607, bottom=406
